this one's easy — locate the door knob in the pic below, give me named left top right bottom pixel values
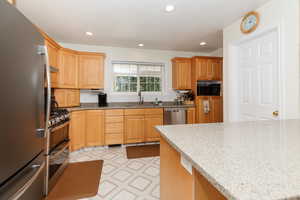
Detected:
left=272, top=111, right=279, bottom=117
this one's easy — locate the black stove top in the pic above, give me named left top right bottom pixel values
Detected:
left=49, top=108, right=70, bottom=128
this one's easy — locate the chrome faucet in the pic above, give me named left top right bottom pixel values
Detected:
left=138, top=90, right=144, bottom=104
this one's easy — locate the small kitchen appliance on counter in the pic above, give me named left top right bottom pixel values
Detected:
left=98, top=92, right=107, bottom=107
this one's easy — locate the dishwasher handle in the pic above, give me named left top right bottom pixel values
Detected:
left=164, top=108, right=188, bottom=112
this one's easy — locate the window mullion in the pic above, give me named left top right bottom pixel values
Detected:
left=137, top=64, right=140, bottom=93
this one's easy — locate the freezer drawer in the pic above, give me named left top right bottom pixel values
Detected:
left=0, top=152, right=45, bottom=200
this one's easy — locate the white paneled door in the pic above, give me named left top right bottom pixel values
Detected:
left=238, top=30, right=279, bottom=121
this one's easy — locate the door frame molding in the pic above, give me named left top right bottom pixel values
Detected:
left=225, top=23, right=284, bottom=122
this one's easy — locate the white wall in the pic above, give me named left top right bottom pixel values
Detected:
left=209, top=48, right=223, bottom=57
left=60, top=43, right=208, bottom=103
left=223, top=0, right=300, bottom=121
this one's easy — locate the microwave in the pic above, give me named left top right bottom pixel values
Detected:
left=197, top=81, right=221, bottom=96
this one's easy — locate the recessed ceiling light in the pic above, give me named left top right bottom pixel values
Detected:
left=86, top=32, right=93, bottom=36
left=200, top=42, right=207, bottom=46
left=138, top=43, right=144, bottom=47
left=165, top=4, right=175, bottom=12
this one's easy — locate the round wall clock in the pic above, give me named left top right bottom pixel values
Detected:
left=240, top=11, right=260, bottom=34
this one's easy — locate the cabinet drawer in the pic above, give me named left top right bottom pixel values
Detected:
left=105, top=123, right=123, bottom=134
left=105, top=116, right=124, bottom=123
left=144, top=108, right=163, bottom=115
left=105, top=134, right=123, bottom=145
left=105, top=109, right=124, bottom=116
left=124, top=109, right=145, bottom=116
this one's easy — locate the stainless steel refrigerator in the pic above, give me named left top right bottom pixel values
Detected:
left=0, top=1, right=49, bottom=199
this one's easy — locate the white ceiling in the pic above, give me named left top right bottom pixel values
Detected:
left=17, top=0, right=270, bottom=52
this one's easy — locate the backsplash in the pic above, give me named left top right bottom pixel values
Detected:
left=80, top=91, right=177, bottom=103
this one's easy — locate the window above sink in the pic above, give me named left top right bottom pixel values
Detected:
left=112, top=61, right=164, bottom=94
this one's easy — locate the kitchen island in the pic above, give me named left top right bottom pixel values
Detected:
left=156, top=120, right=300, bottom=200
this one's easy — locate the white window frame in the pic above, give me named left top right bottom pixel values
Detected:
left=111, top=61, right=164, bottom=95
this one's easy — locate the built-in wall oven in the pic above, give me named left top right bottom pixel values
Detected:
left=45, top=106, right=70, bottom=194
left=197, top=81, right=222, bottom=96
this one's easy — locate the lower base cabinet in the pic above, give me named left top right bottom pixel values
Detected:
left=70, top=110, right=104, bottom=151
left=104, top=109, right=124, bottom=145
left=125, top=115, right=145, bottom=144
left=145, top=115, right=163, bottom=142
left=196, top=96, right=223, bottom=123
left=85, top=110, right=104, bottom=147
left=70, top=111, right=86, bottom=151
left=124, top=109, right=164, bottom=144
left=160, top=137, right=227, bottom=200
left=187, top=108, right=196, bottom=124
left=70, top=107, right=194, bottom=151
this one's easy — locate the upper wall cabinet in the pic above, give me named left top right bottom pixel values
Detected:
left=78, top=52, right=105, bottom=89
left=45, top=39, right=60, bottom=88
left=39, top=28, right=106, bottom=90
left=57, top=48, right=79, bottom=89
left=172, top=57, right=192, bottom=90
left=46, top=41, right=59, bottom=68
left=192, top=57, right=223, bottom=81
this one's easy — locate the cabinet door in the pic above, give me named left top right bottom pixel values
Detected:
left=210, top=96, right=223, bottom=122
left=211, top=59, right=223, bottom=80
left=67, top=90, right=80, bottom=107
left=172, top=59, right=192, bottom=90
left=70, top=111, right=86, bottom=151
left=195, top=58, right=208, bottom=80
left=54, top=89, right=68, bottom=107
left=78, top=54, right=104, bottom=89
left=145, top=115, right=163, bottom=142
left=195, top=58, right=223, bottom=81
left=187, top=108, right=196, bottom=124
left=46, top=41, right=59, bottom=87
left=125, top=115, right=144, bottom=143
left=85, top=110, right=104, bottom=147
left=196, top=97, right=211, bottom=123
left=46, top=41, right=58, bottom=68
left=58, top=49, right=78, bottom=88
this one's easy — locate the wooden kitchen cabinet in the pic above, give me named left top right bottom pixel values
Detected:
left=210, top=96, right=223, bottom=122
left=85, top=110, right=105, bottom=147
left=78, top=52, right=105, bottom=89
left=192, top=57, right=223, bottom=81
left=187, top=107, right=196, bottom=124
left=70, top=111, right=86, bottom=151
left=196, top=97, right=211, bottom=123
left=45, top=39, right=60, bottom=88
left=46, top=40, right=59, bottom=69
left=160, top=137, right=193, bottom=200
left=125, top=115, right=145, bottom=144
left=104, top=109, right=124, bottom=145
left=196, top=96, right=223, bottom=123
left=54, top=89, right=80, bottom=107
left=172, top=57, right=192, bottom=90
left=57, top=48, right=78, bottom=88
left=145, top=114, right=163, bottom=142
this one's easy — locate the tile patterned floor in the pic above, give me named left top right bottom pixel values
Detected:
left=69, top=146, right=160, bottom=200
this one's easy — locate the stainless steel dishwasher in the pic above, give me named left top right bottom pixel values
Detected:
left=163, top=108, right=187, bottom=125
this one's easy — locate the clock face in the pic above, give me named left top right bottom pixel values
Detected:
left=241, top=12, right=259, bottom=34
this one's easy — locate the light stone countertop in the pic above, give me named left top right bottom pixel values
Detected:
left=156, top=119, right=300, bottom=200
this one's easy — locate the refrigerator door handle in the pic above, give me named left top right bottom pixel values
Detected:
left=41, top=45, right=51, bottom=135
left=8, top=162, right=45, bottom=200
